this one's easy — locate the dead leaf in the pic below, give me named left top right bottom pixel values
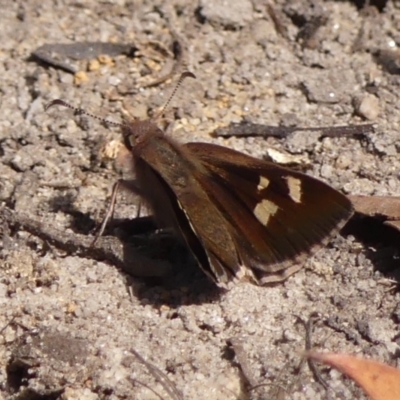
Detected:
left=348, top=195, right=400, bottom=220
left=306, top=351, right=400, bottom=400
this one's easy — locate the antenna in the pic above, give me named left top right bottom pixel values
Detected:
left=45, top=99, right=124, bottom=128
left=153, top=71, right=196, bottom=121
left=46, top=71, right=196, bottom=125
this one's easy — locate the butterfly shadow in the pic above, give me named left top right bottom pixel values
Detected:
left=342, top=214, right=400, bottom=285
left=48, top=192, right=97, bottom=235
left=46, top=194, right=222, bottom=305
left=107, top=217, right=223, bottom=307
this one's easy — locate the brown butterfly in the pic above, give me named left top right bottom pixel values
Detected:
left=47, top=72, right=353, bottom=288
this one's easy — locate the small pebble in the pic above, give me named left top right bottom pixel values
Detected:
left=354, top=93, right=380, bottom=120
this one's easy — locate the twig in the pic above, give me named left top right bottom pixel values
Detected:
left=303, top=312, right=330, bottom=391
left=213, top=122, right=374, bottom=139
left=130, top=348, right=183, bottom=400
left=142, top=5, right=188, bottom=88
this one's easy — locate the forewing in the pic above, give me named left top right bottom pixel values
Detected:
left=184, top=142, right=354, bottom=284
left=134, top=138, right=249, bottom=287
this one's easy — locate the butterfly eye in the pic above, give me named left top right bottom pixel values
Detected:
left=128, top=132, right=140, bottom=147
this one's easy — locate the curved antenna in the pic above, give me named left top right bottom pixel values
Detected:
left=153, top=71, right=196, bottom=121
left=45, top=99, right=123, bottom=128
left=46, top=71, right=196, bottom=126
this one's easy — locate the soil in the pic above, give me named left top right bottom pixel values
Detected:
left=1, top=0, right=400, bottom=399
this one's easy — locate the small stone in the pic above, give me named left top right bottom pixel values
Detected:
left=335, top=153, right=352, bottom=169
left=356, top=317, right=393, bottom=345
left=11, top=147, right=35, bottom=172
left=354, top=93, right=380, bottom=120
left=87, top=59, right=100, bottom=71
left=320, top=164, right=333, bottom=179
left=251, top=19, right=277, bottom=47
left=199, top=0, right=253, bottom=28
left=74, top=71, right=89, bottom=85
left=392, top=303, right=400, bottom=323
left=108, top=75, right=121, bottom=86
left=61, top=387, right=98, bottom=400
left=302, top=69, right=356, bottom=104
left=66, top=302, right=78, bottom=314
left=99, top=139, right=125, bottom=161
left=98, top=54, right=114, bottom=66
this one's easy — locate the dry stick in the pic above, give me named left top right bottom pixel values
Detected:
left=2, top=207, right=173, bottom=278
left=324, top=317, right=362, bottom=346
left=33, top=42, right=136, bottom=74
left=229, top=337, right=258, bottom=388
left=1, top=207, right=127, bottom=270
left=0, top=316, right=17, bottom=337
left=129, top=378, right=168, bottom=400
left=293, top=313, right=330, bottom=392
left=249, top=382, right=290, bottom=399
left=266, top=3, right=290, bottom=39
left=213, top=122, right=375, bottom=139
left=130, top=349, right=183, bottom=400
left=142, top=6, right=188, bottom=88
left=229, top=337, right=291, bottom=398
left=304, top=313, right=330, bottom=391
left=142, top=38, right=185, bottom=88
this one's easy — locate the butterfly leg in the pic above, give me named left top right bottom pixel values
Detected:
left=91, top=179, right=142, bottom=246
left=89, top=180, right=186, bottom=279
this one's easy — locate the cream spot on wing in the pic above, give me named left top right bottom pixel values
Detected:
left=257, top=176, right=270, bottom=191
left=254, top=199, right=279, bottom=225
left=286, top=176, right=302, bottom=203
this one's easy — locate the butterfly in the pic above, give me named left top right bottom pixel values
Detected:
left=47, top=72, right=354, bottom=288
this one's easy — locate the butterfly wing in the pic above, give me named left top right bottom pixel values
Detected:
left=183, top=142, right=354, bottom=284
left=133, top=137, right=248, bottom=287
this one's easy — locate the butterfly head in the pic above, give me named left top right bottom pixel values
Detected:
left=121, top=119, right=164, bottom=151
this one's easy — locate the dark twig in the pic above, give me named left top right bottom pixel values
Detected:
left=0, top=316, right=17, bottom=336
left=129, top=378, right=168, bottom=400
left=142, top=6, right=188, bottom=88
left=1, top=207, right=173, bottom=279
left=323, top=316, right=362, bottom=346
left=229, top=337, right=292, bottom=398
left=130, top=349, right=183, bottom=400
left=294, top=313, right=331, bottom=392
left=266, top=3, right=290, bottom=39
left=303, top=312, right=330, bottom=391
left=249, top=382, right=290, bottom=398
left=1, top=207, right=126, bottom=268
left=213, top=122, right=374, bottom=139
left=229, top=337, right=258, bottom=388
left=32, top=42, right=136, bottom=73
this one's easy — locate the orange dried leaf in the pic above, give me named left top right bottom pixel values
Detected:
left=306, top=351, right=400, bottom=400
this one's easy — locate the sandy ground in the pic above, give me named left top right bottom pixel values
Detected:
left=1, top=0, right=400, bottom=399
